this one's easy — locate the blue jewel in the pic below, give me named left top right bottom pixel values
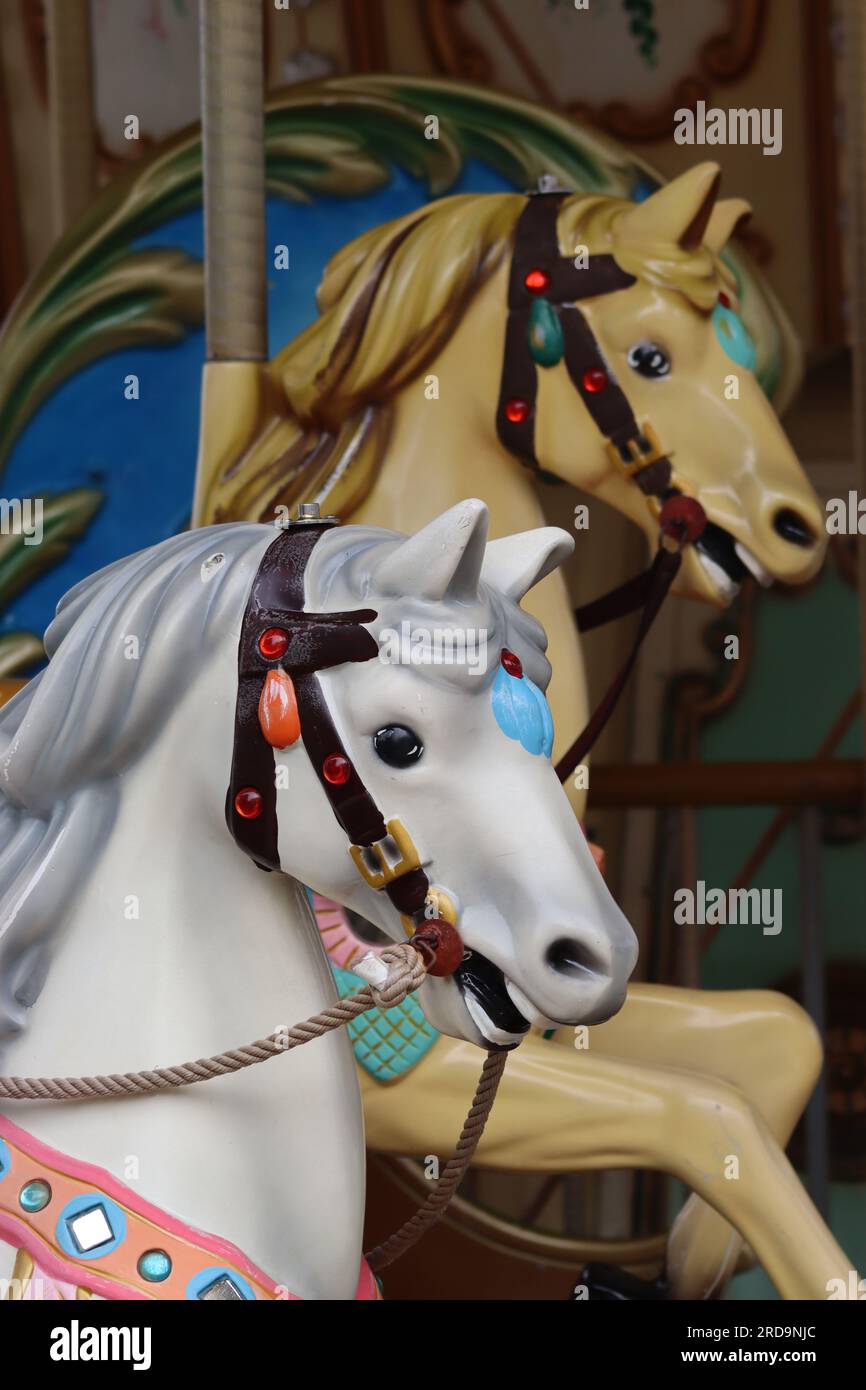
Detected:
left=491, top=665, right=554, bottom=757
left=19, top=1179, right=51, bottom=1212
left=138, top=1249, right=172, bottom=1283
left=712, top=302, right=757, bottom=371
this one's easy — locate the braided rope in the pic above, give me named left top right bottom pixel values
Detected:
left=0, top=940, right=506, bottom=1273
left=0, top=944, right=425, bottom=1101
left=365, top=1048, right=508, bottom=1272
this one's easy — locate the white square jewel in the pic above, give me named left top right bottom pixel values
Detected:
left=200, top=1276, right=244, bottom=1301
left=68, top=1204, right=114, bottom=1252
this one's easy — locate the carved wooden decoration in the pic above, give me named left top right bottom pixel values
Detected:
left=422, top=0, right=768, bottom=143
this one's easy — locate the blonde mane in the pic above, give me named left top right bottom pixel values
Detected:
left=205, top=189, right=738, bottom=525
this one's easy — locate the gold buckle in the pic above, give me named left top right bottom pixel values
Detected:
left=349, top=818, right=421, bottom=891
left=605, top=421, right=667, bottom=478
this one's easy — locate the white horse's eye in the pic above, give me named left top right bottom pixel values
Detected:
left=373, top=725, right=424, bottom=768
left=626, top=341, right=671, bottom=378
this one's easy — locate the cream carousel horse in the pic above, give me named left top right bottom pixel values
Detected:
left=0, top=500, right=640, bottom=1299
left=190, top=164, right=841, bottom=1298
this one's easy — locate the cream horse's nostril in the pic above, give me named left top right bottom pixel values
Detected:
left=546, top=937, right=605, bottom=980
left=773, top=508, right=817, bottom=548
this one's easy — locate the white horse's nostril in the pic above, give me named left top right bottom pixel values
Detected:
left=545, top=936, right=605, bottom=980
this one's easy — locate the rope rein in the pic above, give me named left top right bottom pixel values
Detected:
left=0, top=939, right=507, bottom=1275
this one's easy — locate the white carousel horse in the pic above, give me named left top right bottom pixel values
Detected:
left=0, top=499, right=637, bottom=1300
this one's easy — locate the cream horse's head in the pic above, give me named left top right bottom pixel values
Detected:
left=249, top=163, right=824, bottom=607
left=524, top=163, right=826, bottom=601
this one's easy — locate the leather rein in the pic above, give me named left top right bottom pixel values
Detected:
left=496, top=189, right=708, bottom=781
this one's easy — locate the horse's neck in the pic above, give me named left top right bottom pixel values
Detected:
left=1, top=679, right=365, bottom=1298
left=348, top=260, right=525, bottom=529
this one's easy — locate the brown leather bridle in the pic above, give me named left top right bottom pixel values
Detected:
left=496, top=190, right=707, bottom=778
left=226, top=515, right=432, bottom=930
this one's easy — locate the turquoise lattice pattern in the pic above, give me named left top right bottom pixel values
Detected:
left=332, top=965, right=439, bottom=1082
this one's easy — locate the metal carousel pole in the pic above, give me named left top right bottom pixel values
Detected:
left=192, top=0, right=268, bottom=527
left=45, top=0, right=97, bottom=238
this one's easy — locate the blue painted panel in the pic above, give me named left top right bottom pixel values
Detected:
left=3, top=161, right=514, bottom=648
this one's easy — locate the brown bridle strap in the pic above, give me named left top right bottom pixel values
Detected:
left=227, top=520, right=430, bottom=922
left=555, top=543, right=683, bottom=783
left=496, top=191, right=673, bottom=488
left=496, top=190, right=703, bottom=770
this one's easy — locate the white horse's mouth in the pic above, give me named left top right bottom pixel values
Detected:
left=694, top=520, right=772, bottom=600
left=455, top=950, right=533, bottom=1048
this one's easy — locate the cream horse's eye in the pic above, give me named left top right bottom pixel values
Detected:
left=627, top=341, right=671, bottom=378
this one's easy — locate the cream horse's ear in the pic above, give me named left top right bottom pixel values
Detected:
left=373, top=498, right=489, bottom=601
left=481, top=528, right=574, bottom=603
left=618, top=161, right=722, bottom=251
left=704, top=197, right=752, bottom=253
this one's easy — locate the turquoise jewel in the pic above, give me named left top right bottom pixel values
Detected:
left=332, top=965, right=439, bottom=1081
left=19, top=1179, right=51, bottom=1213
left=712, top=302, right=757, bottom=371
left=491, top=664, right=554, bottom=757
left=138, top=1249, right=172, bottom=1283
left=528, top=297, right=564, bottom=367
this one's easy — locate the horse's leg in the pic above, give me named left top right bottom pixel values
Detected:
left=361, top=1036, right=849, bottom=1298
left=548, top=983, right=824, bottom=1296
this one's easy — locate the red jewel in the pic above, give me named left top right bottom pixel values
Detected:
left=658, top=494, right=707, bottom=545
left=718, top=291, right=731, bottom=309
left=524, top=267, right=550, bottom=294
left=500, top=648, right=523, bottom=678
left=322, top=754, right=351, bottom=785
left=259, top=627, right=289, bottom=659
left=413, top=919, right=465, bottom=978
left=582, top=367, right=608, bottom=394
left=234, top=787, right=263, bottom=819
left=505, top=398, right=530, bottom=424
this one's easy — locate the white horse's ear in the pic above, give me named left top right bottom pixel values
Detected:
left=374, top=499, right=489, bottom=601
left=482, top=528, right=574, bottom=603
left=618, top=161, right=721, bottom=251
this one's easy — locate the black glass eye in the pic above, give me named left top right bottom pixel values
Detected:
left=373, top=725, right=424, bottom=768
left=627, top=341, right=671, bottom=378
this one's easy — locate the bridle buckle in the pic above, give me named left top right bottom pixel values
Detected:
left=349, top=818, right=421, bottom=891
left=605, top=421, right=667, bottom=478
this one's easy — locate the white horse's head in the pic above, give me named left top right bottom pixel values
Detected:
left=0, top=503, right=636, bottom=1053
left=270, top=499, right=637, bottom=1045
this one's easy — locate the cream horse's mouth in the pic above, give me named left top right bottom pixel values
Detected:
left=693, top=519, right=772, bottom=601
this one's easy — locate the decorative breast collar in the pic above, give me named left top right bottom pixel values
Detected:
left=0, top=1114, right=379, bottom=1300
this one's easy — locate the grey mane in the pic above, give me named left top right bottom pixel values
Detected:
left=0, top=523, right=269, bottom=1043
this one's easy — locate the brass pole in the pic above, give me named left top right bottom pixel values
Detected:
left=45, top=0, right=97, bottom=238
left=199, top=0, right=267, bottom=362
left=192, top=0, right=268, bottom=527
